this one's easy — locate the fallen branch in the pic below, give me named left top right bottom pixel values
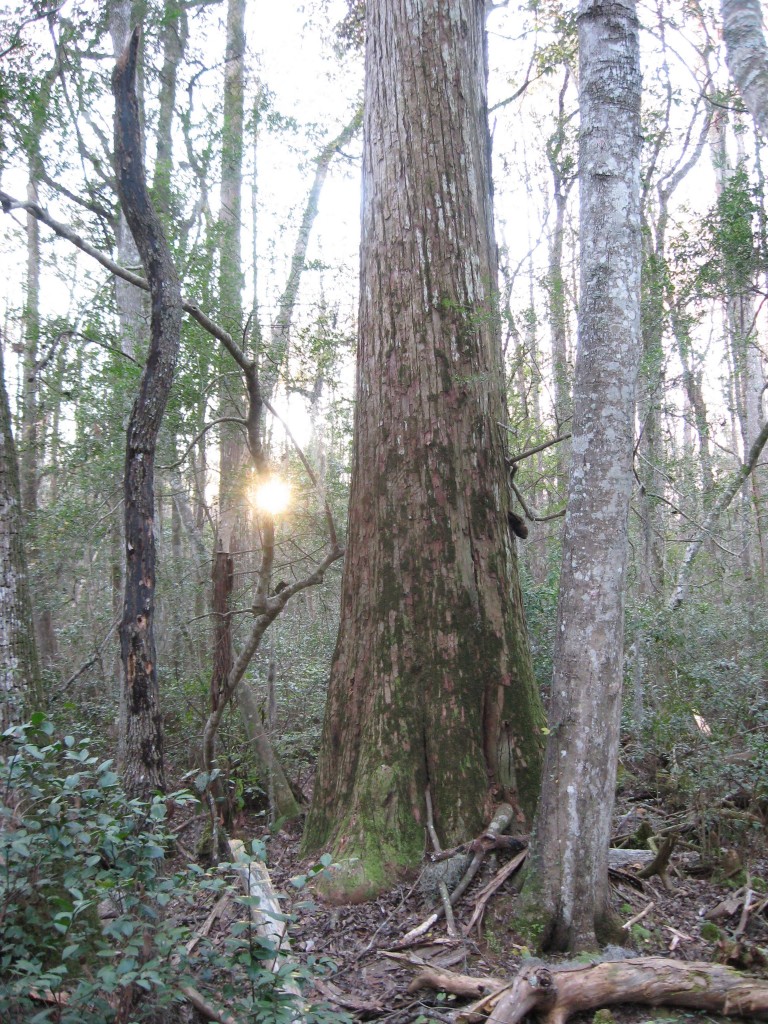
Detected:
left=180, top=984, right=239, bottom=1024
left=437, top=957, right=768, bottom=1024
left=408, top=965, right=506, bottom=998
left=398, top=804, right=516, bottom=946
left=622, top=900, right=654, bottom=931
left=638, top=834, right=677, bottom=889
left=464, top=849, right=527, bottom=936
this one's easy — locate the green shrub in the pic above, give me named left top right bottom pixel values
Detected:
left=0, top=716, right=347, bottom=1024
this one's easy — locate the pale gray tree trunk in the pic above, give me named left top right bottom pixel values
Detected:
left=154, top=0, right=188, bottom=221
left=711, top=112, right=767, bottom=580
left=520, top=0, right=642, bottom=952
left=669, top=417, right=768, bottom=609
left=21, top=168, right=58, bottom=669
left=21, top=170, right=40, bottom=518
left=0, top=343, right=42, bottom=732
left=304, top=0, right=545, bottom=898
left=546, top=68, right=576, bottom=491
left=721, top=0, right=768, bottom=139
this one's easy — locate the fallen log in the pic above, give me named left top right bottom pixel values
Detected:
left=413, top=957, right=768, bottom=1024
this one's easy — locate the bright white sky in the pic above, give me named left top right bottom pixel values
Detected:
left=0, top=0, right=759, bottom=465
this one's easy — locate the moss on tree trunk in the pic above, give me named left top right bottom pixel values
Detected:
left=303, top=0, right=545, bottom=897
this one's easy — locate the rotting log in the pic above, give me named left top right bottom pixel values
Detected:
left=429, top=957, right=768, bottom=1024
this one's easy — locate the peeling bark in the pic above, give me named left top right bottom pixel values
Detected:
left=113, top=28, right=182, bottom=800
left=414, top=957, right=768, bottom=1023
left=483, top=957, right=768, bottom=1024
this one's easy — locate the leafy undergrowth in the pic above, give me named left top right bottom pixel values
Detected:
left=3, top=719, right=768, bottom=1024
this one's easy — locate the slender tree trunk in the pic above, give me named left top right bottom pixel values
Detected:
left=21, top=169, right=40, bottom=517
left=0, top=343, right=42, bottom=732
left=153, top=0, right=187, bottom=222
left=721, top=0, right=768, bottom=140
left=109, top=0, right=148, bottom=716
left=113, top=29, right=182, bottom=799
left=670, top=307, right=716, bottom=500
left=711, top=112, right=767, bottom=581
left=236, top=680, right=301, bottom=822
left=21, top=168, right=58, bottom=670
left=669, top=418, right=768, bottom=609
left=304, top=0, right=545, bottom=898
left=109, top=2, right=146, bottom=362
left=546, top=69, right=575, bottom=491
left=637, top=222, right=667, bottom=594
left=217, top=0, right=247, bottom=555
left=520, top=0, right=642, bottom=952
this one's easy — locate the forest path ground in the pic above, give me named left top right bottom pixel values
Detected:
left=172, top=781, right=768, bottom=1024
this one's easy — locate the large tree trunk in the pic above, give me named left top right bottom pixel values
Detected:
left=113, top=29, right=182, bottom=800
left=303, top=0, right=545, bottom=898
left=519, top=0, right=642, bottom=951
left=0, top=344, right=42, bottom=732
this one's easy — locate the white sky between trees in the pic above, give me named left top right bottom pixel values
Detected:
left=0, top=0, right=760, bottom=465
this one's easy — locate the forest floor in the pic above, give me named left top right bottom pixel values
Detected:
left=171, top=778, right=768, bottom=1024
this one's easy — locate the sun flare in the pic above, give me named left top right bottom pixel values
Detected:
left=251, top=476, right=291, bottom=516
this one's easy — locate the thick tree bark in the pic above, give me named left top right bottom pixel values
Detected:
left=303, top=0, right=545, bottom=897
left=721, top=0, right=768, bottom=140
left=519, top=0, right=642, bottom=951
left=113, top=28, right=182, bottom=800
left=0, top=344, right=42, bottom=732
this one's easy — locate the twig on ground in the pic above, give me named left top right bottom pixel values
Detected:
left=464, top=849, right=528, bottom=937
left=622, top=901, right=655, bottom=931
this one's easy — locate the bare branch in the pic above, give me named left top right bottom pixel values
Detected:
left=669, top=416, right=768, bottom=609
left=503, top=429, right=572, bottom=465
